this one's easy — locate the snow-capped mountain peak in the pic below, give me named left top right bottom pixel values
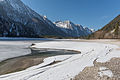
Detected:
left=90, top=29, right=95, bottom=33
left=55, top=20, right=74, bottom=29
left=54, top=20, right=94, bottom=37
left=83, top=27, right=93, bottom=34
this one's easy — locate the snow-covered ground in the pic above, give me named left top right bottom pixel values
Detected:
left=0, top=41, right=120, bottom=80
left=0, top=38, right=53, bottom=62
left=98, top=67, right=113, bottom=77
left=0, top=38, right=79, bottom=62
left=0, top=41, right=31, bottom=61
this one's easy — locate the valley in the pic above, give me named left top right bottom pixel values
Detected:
left=0, top=0, right=120, bottom=80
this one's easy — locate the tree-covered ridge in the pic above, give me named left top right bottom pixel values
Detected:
left=88, top=15, right=120, bottom=39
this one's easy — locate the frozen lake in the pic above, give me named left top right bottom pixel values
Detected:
left=0, top=40, right=120, bottom=80
left=0, top=38, right=53, bottom=62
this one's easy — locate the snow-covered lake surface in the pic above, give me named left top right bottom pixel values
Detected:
left=0, top=40, right=120, bottom=80
left=0, top=38, right=80, bottom=62
left=0, top=38, right=54, bottom=62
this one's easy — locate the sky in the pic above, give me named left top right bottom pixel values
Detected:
left=21, top=0, right=120, bottom=30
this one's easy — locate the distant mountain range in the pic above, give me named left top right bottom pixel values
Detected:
left=54, top=21, right=94, bottom=37
left=89, top=15, right=120, bottom=39
left=0, top=0, right=94, bottom=38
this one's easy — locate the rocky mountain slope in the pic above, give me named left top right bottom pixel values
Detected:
left=0, top=0, right=94, bottom=38
left=0, top=0, right=67, bottom=37
left=89, top=15, right=120, bottom=39
left=54, top=21, right=93, bottom=37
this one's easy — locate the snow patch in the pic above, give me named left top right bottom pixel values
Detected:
left=98, top=70, right=113, bottom=77
left=99, top=67, right=108, bottom=71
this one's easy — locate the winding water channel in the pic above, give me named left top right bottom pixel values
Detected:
left=0, top=39, right=80, bottom=75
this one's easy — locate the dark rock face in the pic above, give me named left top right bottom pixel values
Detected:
left=0, top=16, right=36, bottom=37
left=0, top=0, right=67, bottom=37
left=89, top=15, right=120, bottom=39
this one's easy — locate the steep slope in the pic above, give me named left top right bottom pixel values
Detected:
left=0, top=0, right=67, bottom=37
left=89, top=15, right=120, bottom=39
left=54, top=21, right=93, bottom=37
left=84, top=27, right=95, bottom=34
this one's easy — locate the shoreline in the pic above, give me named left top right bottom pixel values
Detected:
left=0, top=54, right=45, bottom=75
left=0, top=39, right=120, bottom=80
left=0, top=48, right=80, bottom=75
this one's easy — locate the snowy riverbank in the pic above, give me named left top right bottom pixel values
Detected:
left=0, top=40, right=120, bottom=80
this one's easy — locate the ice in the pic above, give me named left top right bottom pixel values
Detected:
left=0, top=41, right=119, bottom=80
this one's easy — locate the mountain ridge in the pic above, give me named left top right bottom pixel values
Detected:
left=0, top=0, right=68, bottom=37
left=54, top=20, right=93, bottom=37
left=88, top=15, right=120, bottom=39
left=0, top=0, right=94, bottom=38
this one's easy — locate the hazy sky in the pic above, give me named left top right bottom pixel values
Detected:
left=21, top=0, right=120, bottom=30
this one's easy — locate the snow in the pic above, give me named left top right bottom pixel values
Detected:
left=84, top=27, right=93, bottom=34
left=0, top=41, right=120, bottom=80
left=90, top=29, right=95, bottom=33
left=0, top=41, right=31, bottom=62
left=97, top=50, right=120, bottom=62
left=99, top=67, right=108, bottom=71
left=110, top=29, right=115, bottom=33
left=0, top=38, right=53, bottom=62
left=32, top=41, right=118, bottom=54
left=55, top=21, right=74, bottom=29
left=0, top=0, right=56, bottom=34
left=98, top=67, right=113, bottom=77
left=0, top=0, right=4, bottom=2
left=54, top=21, right=93, bottom=37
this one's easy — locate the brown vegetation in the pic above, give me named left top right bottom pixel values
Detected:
left=88, top=15, right=120, bottom=39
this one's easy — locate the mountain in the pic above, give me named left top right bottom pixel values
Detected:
left=54, top=21, right=93, bottom=37
left=0, top=0, right=67, bottom=37
left=89, top=15, right=120, bottom=39
left=84, top=27, right=95, bottom=34
left=0, top=0, right=94, bottom=38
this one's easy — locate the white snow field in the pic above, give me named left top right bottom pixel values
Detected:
left=0, top=41, right=31, bottom=62
left=0, top=38, right=53, bottom=62
left=0, top=41, right=120, bottom=80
